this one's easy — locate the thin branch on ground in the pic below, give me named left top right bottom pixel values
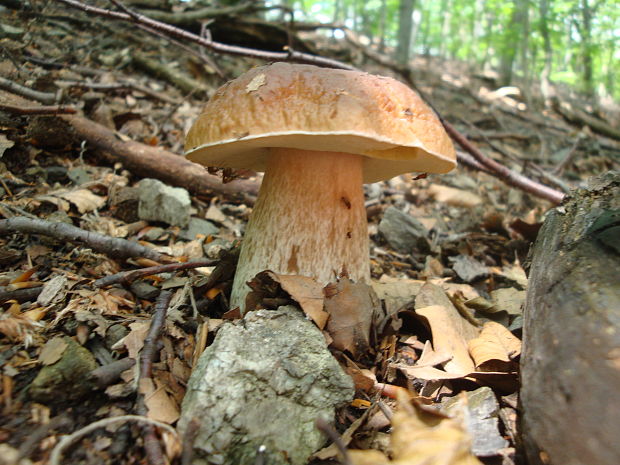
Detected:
left=0, top=103, right=77, bottom=115
left=94, top=259, right=218, bottom=288
left=0, top=77, right=59, bottom=105
left=0, top=216, right=170, bottom=262
left=48, top=415, right=178, bottom=465
left=136, top=289, right=174, bottom=465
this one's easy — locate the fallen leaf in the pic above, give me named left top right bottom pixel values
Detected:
left=324, top=279, right=383, bottom=358
left=39, top=337, right=68, bottom=365
left=468, top=321, right=521, bottom=371
left=57, top=189, right=106, bottom=213
left=414, top=284, right=479, bottom=375
left=274, top=273, right=328, bottom=329
left=349, top=391, right=483, bottom=465
left=0, top=134, right=14, bottom=157
left=371, top=276, right=424, bottom=315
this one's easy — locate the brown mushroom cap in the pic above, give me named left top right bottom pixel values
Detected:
left=185, top=63, right=456, bottom=183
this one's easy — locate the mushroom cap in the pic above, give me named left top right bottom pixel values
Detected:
left=185, top=63, right=456, bottom=183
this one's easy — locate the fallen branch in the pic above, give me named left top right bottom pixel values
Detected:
left=61, top=114, right=260, bottom=199
left=0, top=77, right=59, bottom=105
left=94, top=259, right=217, bottom=288
left=137, top=289, right=174, bottom=465
left=552, top=98, right=620, bottom=141
left=0, top=216, right=169, bottom=262
left=0, top=103, right=77, bottom=115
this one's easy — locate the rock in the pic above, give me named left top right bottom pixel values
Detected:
left=29, top=336, right=98, bottom=403
left=138, top=178, right=190, bottom=227
left=179, top=217, right=219, bottom=241
left=451, top=254, right=489, bottom=282
left=178, top=306, right=354, bottom=465
left=378, top=206, right=429, bottom=254
left=442, top=386, right=509, bottom=457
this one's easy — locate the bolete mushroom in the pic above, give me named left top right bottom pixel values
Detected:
left=185, top=63, right=456, bottom=311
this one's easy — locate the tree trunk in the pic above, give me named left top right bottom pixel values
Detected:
left=378, top=0, right=387, bottom=52
left=499, top=0, right=528, bottom=87
left=395, top=0, right=415, bottom=65
left=539, top=0, right=553, bottom=104
left=520, top=171, right=620, bottom=465
left=580, top=0, right=594, bottom=98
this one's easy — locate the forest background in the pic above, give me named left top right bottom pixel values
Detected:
left=242, top=0, right=619, bottom=105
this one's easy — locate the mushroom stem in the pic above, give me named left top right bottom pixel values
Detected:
left=230, top=148, right=370, bottom=311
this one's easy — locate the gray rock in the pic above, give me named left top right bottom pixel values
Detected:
left=138, top=178, right=190, bottom=227
left=451, top=254, right=489, bottom=282
left=179, top=217, right=219, bottom=241
left=378, top=206, right=429, bottom=254
left=178, top=306, right=354, bottom=465
left=442, top=387, right=508, bottom=457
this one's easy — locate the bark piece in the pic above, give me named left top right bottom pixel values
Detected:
left=521, top=171, right=620, bottom=465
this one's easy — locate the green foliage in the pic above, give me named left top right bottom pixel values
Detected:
left=270, top=0, right=618, bottom=100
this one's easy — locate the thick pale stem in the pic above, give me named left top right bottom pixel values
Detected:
left=230, top=148, right=370, bottom=311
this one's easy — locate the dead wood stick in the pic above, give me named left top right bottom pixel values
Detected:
left=89, top=358, right=136, bottom=388
left=442, top=120, right=565, bottom=204
left=94, top=259, right=218, bottom=288
left=552, top=98, right=620, bottom=141
left=0, top=77, right=59, bottom=105
left=0, top=216, right=169, bottom=262
left=137, top=289, right=173, bottom=465
left=0, top=103, right=77, bottom=115
left=61, top=114, right=260, bottom=200
left=0, top=286, right=43, bottom=303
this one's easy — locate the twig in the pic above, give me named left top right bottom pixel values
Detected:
left=0, top=217, right=169, bottom=262
left=554, top=133, right=586, bottom=175
left=441, top=119, right=565, bottom=204
left=0, top=286, right=43, bottom=304
left=136, top=289, right=173, bottom=465
left=56, top=79, right=179, bottom=104
left=89, top=358, right=136, bottom=388
left=314, top=417, right=353, bottom=465
left=0, top=103, right=77, bottom=115
left=48, top=415, right=178, bottom=465
left=0, top=77, right=59, bottom=105
left=94, top=259, right=218, bottom=288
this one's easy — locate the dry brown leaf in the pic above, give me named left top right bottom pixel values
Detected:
left=349, top=391, right=483, bottom=465
left=140, top=378, right=180, bottom=424
left=57, top=189, right=106, bottom=213
left=324, top=279, right=382, bottom=358
left=371, top=276, right=424, bottom=315
left=113, top=321, right=150, bottom=359
left=275, top=274, right=328, bottom=329
left=468, top=321, right=521, bottom=370
left=38, top=337, right=68, bottom=365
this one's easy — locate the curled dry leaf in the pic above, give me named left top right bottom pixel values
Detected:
left=324, top=279, right=383, bottom=358
left=349, top=391, right=483, bottom=465
left=468, top=321, right=521, bottom=371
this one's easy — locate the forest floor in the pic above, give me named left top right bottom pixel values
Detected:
left=1, top=2, right=619, bottom=465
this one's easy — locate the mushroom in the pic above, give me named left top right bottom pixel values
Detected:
left=185, top=63, right=456, bottom=311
